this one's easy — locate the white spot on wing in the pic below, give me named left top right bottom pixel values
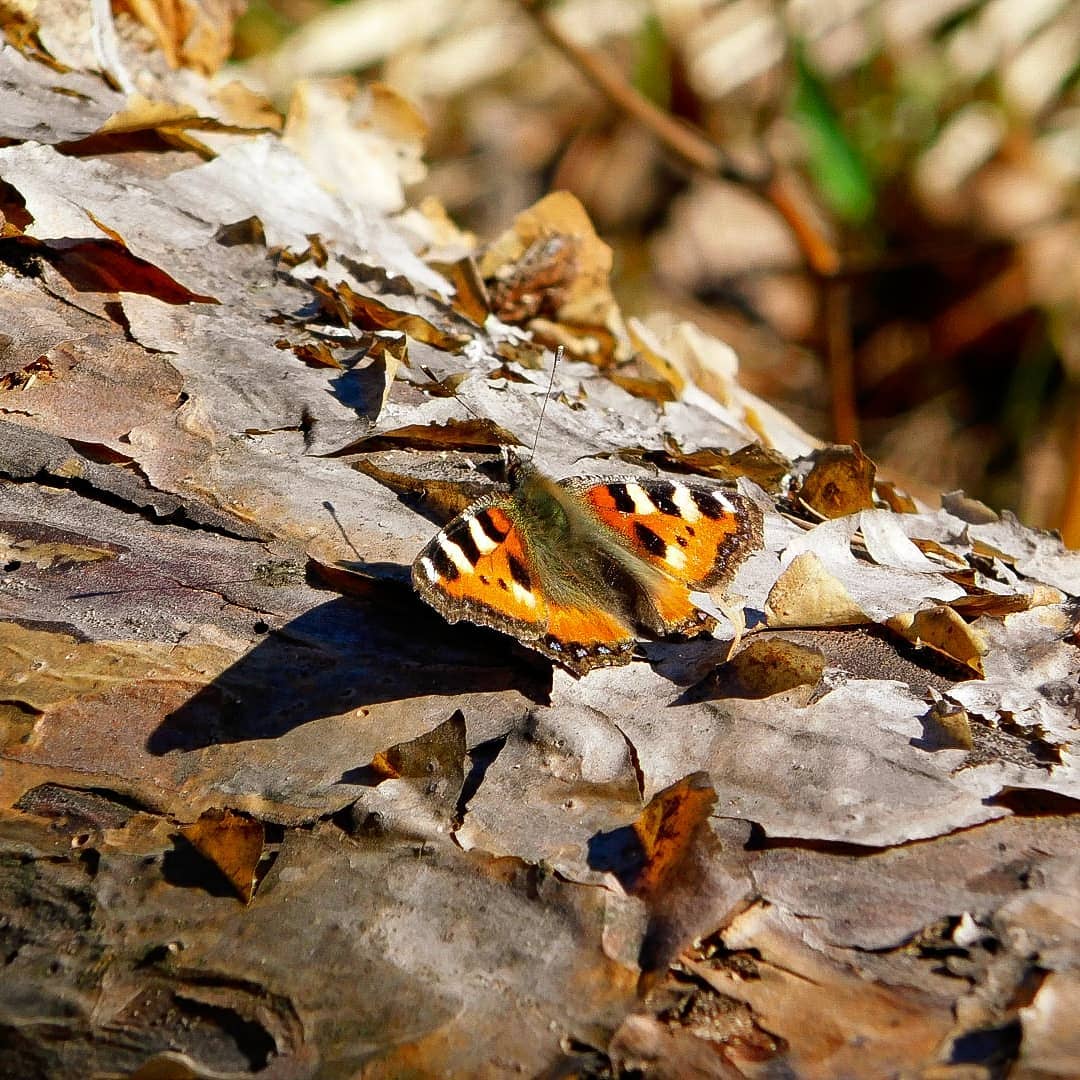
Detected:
left=671, top=484, right=700, bottom=522
left=711, top=490, right=735, bottom=512
left=467, top=515, right=498, bottom=555
left=624, top=482, right=657, bottom=515
left=511, top=581, right=537, bottom=608
left=419, top=556, right=438, bottom=582
left=438, top=536, right=474, bottom=575
left=666, top=545, right=687, bottom=570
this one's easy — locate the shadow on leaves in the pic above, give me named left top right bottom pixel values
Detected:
left=147, top=593, right=550, bottom=754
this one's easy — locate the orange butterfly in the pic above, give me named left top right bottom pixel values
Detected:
left=413, top=450, right=763, bottom=675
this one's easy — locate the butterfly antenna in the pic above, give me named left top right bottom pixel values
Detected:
left=323, top=500, right=362, bottom=561
left=66, top=574, right=271, bottom=600
left=529, top=345, right=563, bottom=461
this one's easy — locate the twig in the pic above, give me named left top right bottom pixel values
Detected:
left=1061, top=399, right=1080, bottom=549
left=824, top=279, right=858, bottom=444
left=519, top=0, right=841, bottom=278
left=523, top=0, right=722, bottom=175
left=763, top=171, right=840, bottom=277
left=930, top=260, right=1029, bottom=359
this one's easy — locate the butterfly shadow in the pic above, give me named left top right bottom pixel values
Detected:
left=642, top=606, right=771, bottom=697
left=147, top=584, right=552, bottom=755
left=636, top=636, right=732, bottom=688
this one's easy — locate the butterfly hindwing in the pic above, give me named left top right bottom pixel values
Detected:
left=412, top=496, right=637, bottom=674
left=541, top=601, right=637, bottom=672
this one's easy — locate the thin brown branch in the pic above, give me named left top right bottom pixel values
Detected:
left=824, top=279, right=859, bottom=444
left=1061, top=397, right=1080, bottom=549
left=929, top=260, right=1029, bottom=359
left=519, top=0, right=841, bottom=278
left=523, top=0, right=721, bottom=174
left=764, top=172, right=841, bottom=278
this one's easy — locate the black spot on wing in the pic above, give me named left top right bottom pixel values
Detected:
left=692, top=489, right=725, bottom=520
left=507, top=553, right=531, bottom=591
left=452, top=522, right=481, bottom=566
left=633, top=522, right=667, bottom=558
left=649, top=481, right=680, bottom=516
left=476, top=508, right=509, bottom=543
left=430, top=543, right=459, bottom=583
left=607, top=483, right=637, bottom=514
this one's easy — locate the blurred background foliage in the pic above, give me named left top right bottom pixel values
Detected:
left=232, top=0, right=1080, bottom=543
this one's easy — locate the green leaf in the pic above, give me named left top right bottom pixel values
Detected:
left=633, top=13, right=671, bottom=110
left=790, top=42, right=875, bottom=224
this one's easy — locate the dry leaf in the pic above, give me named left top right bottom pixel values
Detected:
left=966, top=513, right=1080, bottom=595
left=366, top=711, right=466, bottom=789
left=179, top=808, right=266, bottom=904
left=428, top=254, right=490, bottom=326
left=799, top=443, right=877, bottom=518
left=311, top=277, right=469, bottom=351
left=887, top=606, right=988, bottom=677
left=620, top=773, right=716, bottom=898
left=479, top=190, right=619, bottom=340
left=626, top=316, right=686, bottom=399
left=607, top=369, right=679, bottom=403
left=949, top=582, right=1064, bottom=618
left=590, top=774, right=754, bottom=982
left=347, top=332, right=405, bottom=422
left=768, top=516, right=966, bottom=627
left=608, top=439, right=792, bottom=493
left=47, top=238, right=218, bottom=304
left=858, top=509, right=944, bottom=573
left=707, top=636, right=827, bottom=703
left=284, top=78, right=426, bottom=214
left=765, top=552, right=869, bottom=627
left=336, top=417, right=519, bottom=455
left=278, top=337, right=345, bottom=370
left=1016, top=972, right=1080, bottom=1078
left=350, top=448, right=496, bottom=519
left=399, top=196, right=478, bottom=263
left=919, top=696, right=974, bottom=750
left=123, top=0, right=245, bottom=75
left=875, top=479, right=918, bottom=513
left=694, top=903, right=955, bottom=1078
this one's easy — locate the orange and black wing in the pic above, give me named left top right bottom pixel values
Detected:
left=412, top=498, right=637, bottom=675
left=562, top=476, right=764, bottom=635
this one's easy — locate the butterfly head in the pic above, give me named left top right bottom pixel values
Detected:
left=500, top=445, right=538, bottom=493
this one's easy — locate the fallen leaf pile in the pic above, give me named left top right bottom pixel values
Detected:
left=1, top=7, right=1078, bottom=1078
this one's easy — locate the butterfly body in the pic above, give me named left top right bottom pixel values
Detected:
left=412, top=452, right=763, bottom=676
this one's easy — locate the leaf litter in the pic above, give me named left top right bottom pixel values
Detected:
left=0, top=8, right=1077, bottom=1077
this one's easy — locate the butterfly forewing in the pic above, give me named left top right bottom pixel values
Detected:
left=413, top=498, right=544, bottom=631
left=566, top=477, right=763, bottom=591
left=412, top=495, right=637, bottom=674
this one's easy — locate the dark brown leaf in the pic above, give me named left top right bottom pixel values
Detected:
left=179, top=808, right=266, bottom=904
left=799, top=443, right=877, bottom=518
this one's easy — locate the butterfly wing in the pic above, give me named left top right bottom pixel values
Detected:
left=412, top=497, right=637, bottom=675
left=562, top=476, right=764, bottom=635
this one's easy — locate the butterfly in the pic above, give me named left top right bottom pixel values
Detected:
left=412, top=449, right=764, bottom=676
